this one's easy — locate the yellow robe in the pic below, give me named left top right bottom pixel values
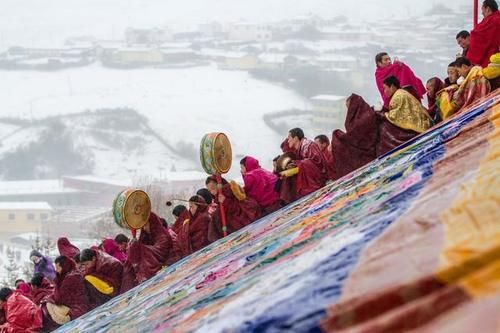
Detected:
left=385, top=89, right=433, bottom=133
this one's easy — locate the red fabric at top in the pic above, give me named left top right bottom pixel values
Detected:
left=57, top=237, right=80, bottom=259
left=375, top=61, right=426, bottom=108
left=243, top=156, right=280, bottom=209
left=331, top=94, right=378, bottom=180
left=1, top=291, right=42, bottom=333
left=468, top=11, right=500, bottom=68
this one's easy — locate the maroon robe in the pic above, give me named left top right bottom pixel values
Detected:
left=44, top=256, right=90, bottom=331
left=57, top=237, right=80, bottom=259
left=121, top=212, right=173, bottom=293
left=242, top=156, right=280, bottom=213
left=84, top=250, right=123, bottom=308
left=214, top=183, right=262, bottom=235
left=468, top=11, right=500, bottom=68
left=294, top=138, right=328, bottom=197
left=172, top=209, right=189, bottom=235
left=102, top=239, right=127, bottom=263
left=176, top=199, right=211, bottom=257
left=331, top=94, right=378, bottom=180
left=375, top=61, right=426, bottom=108
left=376, top=120, right=418, bottom=157
left=31, top=278, right=54, bottom=306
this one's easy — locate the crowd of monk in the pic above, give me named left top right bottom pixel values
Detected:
left=0, top=1, right=498, bottom=331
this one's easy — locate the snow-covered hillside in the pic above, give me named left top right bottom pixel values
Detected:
left=0, top=65, right=308, bottom=175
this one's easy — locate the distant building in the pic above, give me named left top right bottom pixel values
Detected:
left=198, top=22, right=224, bottom=38
left=125, top=27, right=173, bottom=45
left=310, top=95, right=346, bottom=131
left=220, top=52, right=259, bottom=70
left=227, top=23, right=272, bottom=42
left=0, top=202, right=53, bottom=234
left=110, top=48, right=165, bottom=65
left=0, top=180, right=85, bottom=206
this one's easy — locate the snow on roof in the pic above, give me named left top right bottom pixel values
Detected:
left=160, top=42, right=192, bottom=49
left=63, top=175, right=132, bottom=187
left=310, top=95, right=345, bottom=102
left=0, top=202, right=52, bottom=210
left=161, top=48, right=194, bottom=55
left=0, top=180, right=80, bottom=195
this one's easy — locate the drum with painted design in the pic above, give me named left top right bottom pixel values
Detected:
left=200, top=132, right=232, bottom=175
left=113, top=189, right=151, bottom=230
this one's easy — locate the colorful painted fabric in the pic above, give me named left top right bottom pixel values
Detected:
left=54, top=91, right=500, bottom=333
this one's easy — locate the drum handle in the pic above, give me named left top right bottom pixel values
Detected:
left=216, top=174, right=228, bottom=237
left=166, top=199, right=209, bottom=207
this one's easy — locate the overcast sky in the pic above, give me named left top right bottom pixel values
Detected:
left=0, top=0, right=472, bottom=49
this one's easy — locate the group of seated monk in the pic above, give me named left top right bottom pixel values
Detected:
left=1, top=3, right=498, bottom=330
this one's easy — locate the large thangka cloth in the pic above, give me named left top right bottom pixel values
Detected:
left=57, top=90, right=500, bottom=333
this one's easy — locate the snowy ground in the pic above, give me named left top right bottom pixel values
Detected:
left=0, top=64, right=309, bottom=173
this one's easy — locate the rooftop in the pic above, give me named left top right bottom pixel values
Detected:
left=0, top=202, right=52, bottom=210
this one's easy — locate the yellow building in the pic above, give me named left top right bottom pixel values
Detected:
left=0, top=202, right=52, bottom=235
left=222, top=53, right=259, bottom=70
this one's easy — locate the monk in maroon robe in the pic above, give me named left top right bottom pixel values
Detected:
left=375, top=52, right=426, bottom=108
left=121, top=212, right=174, bottom=293
left=213, top=181, right=262, bottom=235
left=30, top=274, right=54, bottom=306
left=42, top=256, right=90, bottom=331
left=279, top=128, right=327, bottom=203
left=376, top=76, right=433, bottom=156
left=314, top=135, right=336, bottom=181
left=240, top=156, right=281, bottom=214
left=176, top=195, right=211, bottom=257
left=331, top=94, right=378, bottom=180
left=79, top=248, right=123, bottom=308
left=468, top=1, right=500, bottom=68
left=171, top=205, right=188, bottom=235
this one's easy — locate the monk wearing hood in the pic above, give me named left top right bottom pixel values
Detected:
left=240, top=156, right=280, bottom=214
left=42, top=256, right=90, bottom=331
left=331, top=94, right=379, bottom=180
left=57, top=237, right=80, bottom=261
left=176, top=195, right=211, bottom=257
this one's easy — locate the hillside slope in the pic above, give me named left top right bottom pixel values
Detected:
left=56, top=90, right=499, bottom=332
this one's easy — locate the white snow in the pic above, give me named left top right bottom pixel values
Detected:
left=0, top=64, right=308, bottom=174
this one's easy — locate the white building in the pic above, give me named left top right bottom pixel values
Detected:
left=227, top=23, right=272, bottom=42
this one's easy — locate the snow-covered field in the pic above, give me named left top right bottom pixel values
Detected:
left=0, top=64, right=308, bottom=173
